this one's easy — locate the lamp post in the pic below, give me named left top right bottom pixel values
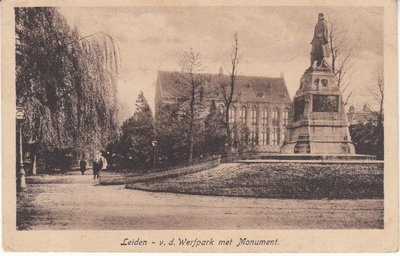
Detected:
left=151, top=140, right=158, bottom=168
left=16, top=104, right=26, bottom=190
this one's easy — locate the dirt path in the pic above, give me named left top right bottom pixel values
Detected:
left=17, top=173, right=383, bottom=230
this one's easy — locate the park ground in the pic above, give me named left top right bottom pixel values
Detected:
left=17, top=163, right=383, bottom=230
left=128, top=163, right=383, bottom=199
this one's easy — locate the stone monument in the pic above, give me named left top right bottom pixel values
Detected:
left=280, top=13, right=356, bottom=155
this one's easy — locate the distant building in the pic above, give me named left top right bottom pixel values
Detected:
left=347, top=104, right=376, bottom=125
left=155, top=70, right=292, bottom=153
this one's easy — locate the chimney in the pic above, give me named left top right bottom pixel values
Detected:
left=219, top=66, right=224, bottom=76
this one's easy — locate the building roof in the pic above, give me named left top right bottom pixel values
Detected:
left=157, top=70, right=291, bottom=104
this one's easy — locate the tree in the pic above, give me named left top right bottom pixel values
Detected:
left=15, top=7, right=119, bottom=173
left=16, top=7, right=80, bottom=173
left=368, top=68, right=384, bottom=159
left=219, top=32, right=239, bottom=152
left=118, top=92, right=155, bottom=169
left=233, top=123, right=250, bottom=156
left=327, top=16, right=357, bottom=106
left=349, top=119, right=378, bottom=156
left=200, top=101, right=226, bottom=156
left=155, top=103, right=189, bottom=165
left=349, top=69, right=384, bottom=159
left=177, top=49, right=208, bottom=163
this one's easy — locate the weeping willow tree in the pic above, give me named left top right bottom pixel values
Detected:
left=15, top=7, right=119, bottom=173
left=76, top=32, right=120, bottom=159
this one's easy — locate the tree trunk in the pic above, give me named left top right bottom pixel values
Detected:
left=376, top=110, right=384, bottom=160
left=225, top=108, right=231, bottom=152
left=188, top=117, right=194, bottom=164
left=32, top=153, right=37, bottom=175
left=189, top=133, right=194, bottom=164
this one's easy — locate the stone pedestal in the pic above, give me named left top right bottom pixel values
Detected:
left=281, top=67, right=355, bottom=154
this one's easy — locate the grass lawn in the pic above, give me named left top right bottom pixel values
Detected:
left=126, top=163, right=383, bottom=199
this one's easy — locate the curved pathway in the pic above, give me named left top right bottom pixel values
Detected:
left=17, top=173, right=383, bottom=230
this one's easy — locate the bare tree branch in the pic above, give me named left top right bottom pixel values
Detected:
left=221, top=32, right=240, bottom=152
left=343, top=91, right=352, bottom=107
left=176, top=48, right=207, bottom=163
left=327, top=15, right=358, bottom=95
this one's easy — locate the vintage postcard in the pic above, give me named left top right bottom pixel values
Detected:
left=1, top=0, right=398, bottom=253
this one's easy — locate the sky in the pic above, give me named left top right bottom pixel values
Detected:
left=59, top=6, right=383, bottom=122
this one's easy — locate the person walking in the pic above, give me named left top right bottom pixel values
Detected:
left=97, top=155, right=103, bottom=179
left=92, top=153, right=103, bottom=180
left=80, top=158, right=87, bottom=175
left=100, top=151, right=108, bottom=173
left=92, top=159, right=98, bottom=179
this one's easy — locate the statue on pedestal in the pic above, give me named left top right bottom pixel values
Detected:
left=310, top=13, right=330, bottom=68
left=280, top=12, right=357, bottom=156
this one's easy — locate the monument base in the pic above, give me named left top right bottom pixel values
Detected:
left=281, top=66, right=357, bottom=155
left=280, top=140, right=356, bottom=155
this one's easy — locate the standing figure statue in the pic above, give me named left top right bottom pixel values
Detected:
left=310, top=13, right=330, bottom=68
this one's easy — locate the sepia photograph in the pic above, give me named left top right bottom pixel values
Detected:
left=2, top=0, right=398, bottom=253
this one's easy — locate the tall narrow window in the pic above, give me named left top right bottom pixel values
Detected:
left=228, top=106, right=235, bottom=123
left=251, top=130, right=257, bottom=145
left=250, top=107, right=257, bottom=126
left=281, top=128, right=286, bottom=142
left=261, top=129, right=268, bottom=145
left=272, top=128, right=279, bottom=145
left=219, top=104, right=225, bottom=114
left=240, top=130, right=248, bottom=145
left=240, top=106, right=246, bottom=123
left=272, top=108, right=279, bottom=126
left=272, top=108, right=279, bottom=145
left=282, top=108, right=289, bottom=127
left=261, top=108, right=268, bottom=126
left=281, top=108, right=289, bottom=143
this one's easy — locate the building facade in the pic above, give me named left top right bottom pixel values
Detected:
left=155, top=70, right=292, bottom=153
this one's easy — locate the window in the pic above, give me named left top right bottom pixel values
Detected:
left=261, top=129, right=268, bottom=145
left=270, top=108, right=279, bottom=145
left=228, top=106, right=235, bottom=123
left=272, top=109, right=279, bottom=126
left=240, top=106, right=246, bottom=123
left=261, top=108, right=268, bottom=126
left=281, top=128, right=286, bottom=142
left=281, top=108, right=289, bottom=143
left=282, top=108, right=289, bottom=127
left=240, top=130, right=248, bottom=145
left=251, top=130, right=257, bottom=145
left=219, top=104, right=225, bottom=114
left=250, top=107, right=257, bottom=126
left=272, top=128, right=279, bottom=145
